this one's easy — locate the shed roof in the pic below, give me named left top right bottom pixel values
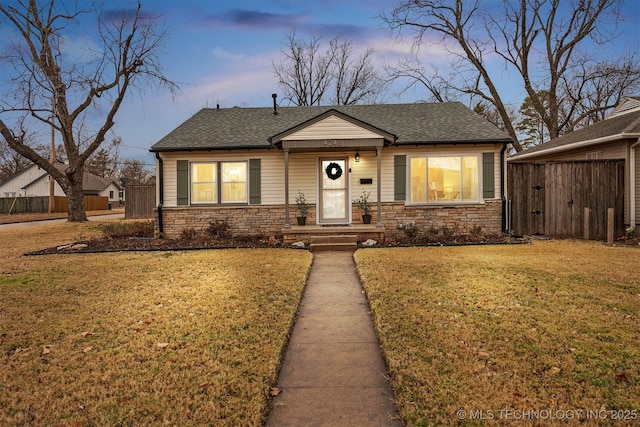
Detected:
left=150, top=102, right=511, bottom=152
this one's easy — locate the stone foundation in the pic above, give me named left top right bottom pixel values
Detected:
left=154, top=200, right=503, bottom=240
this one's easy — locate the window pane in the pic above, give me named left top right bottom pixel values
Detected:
left=428, top=157, right=461, bottom=201
left=191, top=163, right=216, bottom=203
left=223, top=183, right=247, bottom=202
left=193, top=163, right=216, bottom=182
left=410, top=157, right=427, bottom=203
left=222, top=162, right=247, bottom=203
left=462, top=156, right=479, bottom=201
left=192, top=183, right=217, bottom=203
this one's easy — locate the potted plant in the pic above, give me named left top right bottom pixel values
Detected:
left=295, top=190, right=310, bottom=225
left=353, top=191, right=372, bottom=224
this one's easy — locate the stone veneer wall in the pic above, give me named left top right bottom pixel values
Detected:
left=155, top=200, right=503, bottom=239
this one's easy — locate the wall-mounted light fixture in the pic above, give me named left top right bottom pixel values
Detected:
left=355, top=151, right=360, bottom=162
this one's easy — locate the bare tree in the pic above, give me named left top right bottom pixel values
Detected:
left=332, top=38, right=386, bottom=105
left=120, top=158, right=153, bottom=184
left=0, top=0, right=176, bottom=220
left=384, top=0, right=637, bottom=151
left=86, top=136, right=121, bottom=179
left=273, top=29, right=387, bottom=106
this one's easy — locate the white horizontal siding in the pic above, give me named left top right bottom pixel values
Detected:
left=159, top=143, right=504, bottom=206
left=282, top=116, right=382, bottom=140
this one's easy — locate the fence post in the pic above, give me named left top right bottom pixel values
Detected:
left=583, top=207, right=590, bottom=240
left=607, top=208, right=614, bottom=245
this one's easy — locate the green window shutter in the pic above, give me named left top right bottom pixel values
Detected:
left=177, top=160, right=189, bottom=205
left=249, top=159, right=261, bottom=204
left=394, top=155, right=406, bottom=201
left=482, top=152, right=495, bottom=199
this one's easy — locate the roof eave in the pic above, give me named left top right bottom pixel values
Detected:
left=395, top=138, right=511, bottom=146
left=509, top=132, right=640, bottom=160
left=150, top=144, right=272, bottom=153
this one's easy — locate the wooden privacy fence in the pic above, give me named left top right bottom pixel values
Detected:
left=0, top=196, right=49, bottom=214
left=0, top=196, right=108, bottom=214
left=54, top=196, right=108, bottom=212
left=508, top=160, right=625, bottom=239
left=125, top=185, right=155, bottom=219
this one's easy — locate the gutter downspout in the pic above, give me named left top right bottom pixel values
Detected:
left=155, top=152, right=164, bottom=238
left=501, top=142, right=508, bottom=234
left=627, top=139, right=640, bottom=234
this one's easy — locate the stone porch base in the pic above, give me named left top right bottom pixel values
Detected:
left=154, top=200, right=503, bottom=241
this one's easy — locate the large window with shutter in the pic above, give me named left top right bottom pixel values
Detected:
left=408, top=155, right=486, bottom=204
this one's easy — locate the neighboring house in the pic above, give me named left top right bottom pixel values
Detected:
left=150, top=102, right=512, bottom=240
left=509, top=96, right=640, bottom=233
left=0, top=162, right=123, bottom=205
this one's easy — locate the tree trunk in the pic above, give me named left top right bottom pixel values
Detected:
left=66, top=174, right=87, bottom=222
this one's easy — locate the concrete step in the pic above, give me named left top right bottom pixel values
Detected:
left=309, top=235, right=358, bottom=252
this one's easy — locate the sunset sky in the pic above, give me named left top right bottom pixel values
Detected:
left=1, top=0, right=639, bottom=167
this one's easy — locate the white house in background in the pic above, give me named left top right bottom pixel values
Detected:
left=0, top=162, right=123, bottom=205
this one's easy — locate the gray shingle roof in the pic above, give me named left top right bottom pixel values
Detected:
left=150, top=102, right=511, bottom=152
left=512, top=109, right=640, bottom=158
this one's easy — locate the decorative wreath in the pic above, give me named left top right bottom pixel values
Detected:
left=325, top=162, right=343, bottom=180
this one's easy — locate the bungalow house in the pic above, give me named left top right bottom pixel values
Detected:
left=150, top=101, right=512, bottom=241
left=0, top=162, right=124, bottom=206
left=509, top=96, right=640, bottom=233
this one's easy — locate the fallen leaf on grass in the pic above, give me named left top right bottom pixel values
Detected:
left=42, top=345, right=52, bottom=354
left=14, top=347, right=31, bottom=355
left=157, top=342, right=169, bottom=349
left=81, top=332, right=93, bottom=338
left=83, top=346, right=93, bottom=353
left=548, top=367, right=561, bottom=375
left=615, top=373, right=628, bottom=381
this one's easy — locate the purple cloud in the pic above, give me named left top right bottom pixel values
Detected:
left=202, top=9, right=306, bottom=29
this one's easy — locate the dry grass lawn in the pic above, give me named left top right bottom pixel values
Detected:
left=355, top=241, right=640, bottom=426
left=0, top=221, right=312, bottom=426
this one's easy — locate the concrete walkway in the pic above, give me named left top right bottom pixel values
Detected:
left=267, top=251, right=402, bottom=426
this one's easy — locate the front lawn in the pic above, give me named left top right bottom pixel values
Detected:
left=0, top=222, right=312, bottom=426
left=355, top=241, right=640, bottom=426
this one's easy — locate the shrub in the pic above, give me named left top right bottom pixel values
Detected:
left=403, top=223, right=420, bottom=240
left=206, top=220, right=232, bottom=240
left=100, top=220, right=154, bottom=238
left=179, top=227, right=198, bottom=241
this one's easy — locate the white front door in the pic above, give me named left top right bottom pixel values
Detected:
left=319, top=158, right=349, bottom=224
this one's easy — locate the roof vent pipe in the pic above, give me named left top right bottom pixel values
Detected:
left=272, top=93, right=278, bottom=115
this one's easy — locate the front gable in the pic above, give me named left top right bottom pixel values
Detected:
left=282, top=115, right=387, bottom=141
left=269, top=109, right=396, bottom=147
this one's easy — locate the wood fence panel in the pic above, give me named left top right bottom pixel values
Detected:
left=0, top=196, right=48, bottom=214
left=508, top=162, right=545, bottom=235
left=509, top=160, right=624, bottom=239
left=125, top=185, right=155, bottom=219
left=54, top=195, right=108, bottom=213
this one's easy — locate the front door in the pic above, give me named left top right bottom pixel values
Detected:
left=319, top=158, right=349, bottom=224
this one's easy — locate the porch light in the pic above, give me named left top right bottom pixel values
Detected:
left=355, top=151, right=360, bottom=162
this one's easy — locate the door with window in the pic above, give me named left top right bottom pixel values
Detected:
left=319, top=158, right=349, bottom=223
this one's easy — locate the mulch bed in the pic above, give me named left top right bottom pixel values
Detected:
left=26, top=235, right=288, bottom=255
left=25, top=232, right=640, bottom=255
